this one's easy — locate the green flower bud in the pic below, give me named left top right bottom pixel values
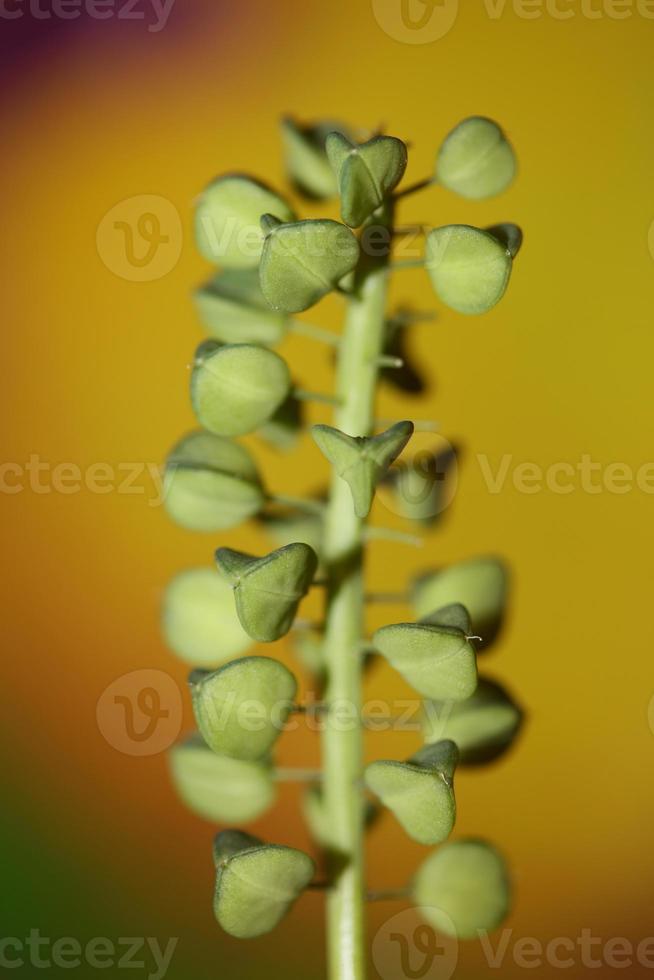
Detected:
left=195, top=174, right=294, bottom=268
left=436, top=117, right=517, bottom=200
left=169, top=736, right=275, bottom=823
left=259, top=218, right=360, bottom=313
left=326, top=132, right=408, bottom=228
left=420, top=602, right=471, bottom=634
left=412, top=840, right=511, bottom=939
left=413, top=557, right=508, bottom=649
left=194, top=268, right=288, bottom=347
left=213, top=831, right=315, bottom=939
left=365, top=740, right=458, bottom=846
left=191, top=341, right=291, bottom=437
left=190, top=656, right=297, bottom=761
left=161, top=567, right=252, bottom=667
left=426, top=225, right=513, bottom=315
left=163, top=430, right=265, bottom=532
left=280, top=116, right=350, bottom=200
left=216, top=542, right=318, bottom=642
left=373, top=622, right=478, bottom=701
left=312, top=421, right=414, bottom=518
left=422, top=677, right=523, bottom=764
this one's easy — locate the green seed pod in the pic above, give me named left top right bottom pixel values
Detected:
left=422, top=677, right=523, bottom=764
left=380, top=440, right=457, bottom=525
left=412, top=839, right=511, bottom=939
left=436, top=117, right=517, bottom=200
left=312, top=421, right=414, bottom=518
left=326, top=132, right=408, bottom=228
left=195, top=174, right=294, bottom=268
left=302, top=785, right=378, bottom=846
left=194, top=268, right=288, bottom=347
left=213, top=831, right=315, bottom=938
left=280, top=116, right=349, bottom=200
left=163, top=430, right=265, bottom=532
left=190, top=657, right=297, bottom=761
left=162, top=567, right=252, bottom=666
left=261, top=508, right=324, bottom=564
left=213, top=829, right=261, bottom=866
left=426, top=225, right=513, bottom=316
left=191, top=341, right=292, bottom=437
left=373, top=622, right=477, bottom=701
left=216, top=542, right=319, bottom=642
left=364, top=741, right=458, bottom=846
left=420, top=602, right=471, bottom=634
left=292, top=631, right=325, bottom=682
left=381, top=311, right=427, bottom=395
left=257, top=394, right=303, bottom=451
left=169, top=736, right=275, bottom=823
left=413, top=557, right=508, bottom=649
left=259, top=218, right=360, bottom=313
left=486, top=223, right=523, bottom=258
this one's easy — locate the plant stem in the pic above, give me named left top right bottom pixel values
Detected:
left=273, top=767, right=323, bottom=783
left=321, top=206, right=393, bottom=980
left=290, top=319, right=341, bottom=346
left=267, top=492, right=325, bottom=516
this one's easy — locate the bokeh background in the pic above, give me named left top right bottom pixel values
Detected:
left=2, top=1, right=654, bottom=976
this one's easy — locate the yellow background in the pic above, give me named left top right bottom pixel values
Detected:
left=3, top=1, right=654, bottom=977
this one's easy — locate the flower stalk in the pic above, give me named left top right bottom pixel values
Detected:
left=161, top=113, right=527, bottom=979
left=321, top=204, right=394, bottom=980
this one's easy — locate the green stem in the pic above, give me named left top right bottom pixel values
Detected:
left=289, top=319, right=340, bottom=346
left=267, top=492, right=325, bottom=516
left=321, top=206, right=394, bottom=980
left=294, top=387, right=342, bottom=407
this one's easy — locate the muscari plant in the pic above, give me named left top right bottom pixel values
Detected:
left=162, top=115, right=525, bottom=978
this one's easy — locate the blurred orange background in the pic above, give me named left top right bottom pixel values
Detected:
left=3, top=1, right=654, bottom=977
